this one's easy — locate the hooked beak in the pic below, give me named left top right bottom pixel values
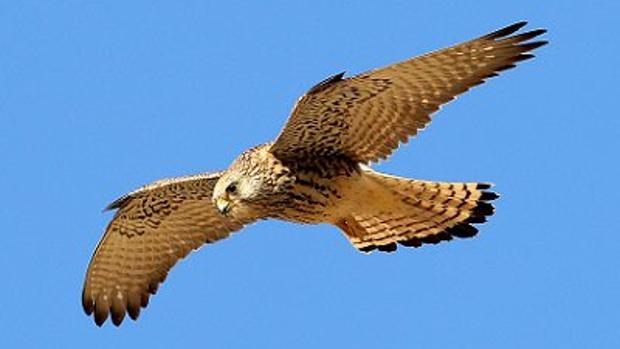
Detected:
left=215, top=197, right=231, bottom=215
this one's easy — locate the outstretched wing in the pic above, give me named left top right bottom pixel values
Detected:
left=82, top=172, right=255, bottom=327
left=270, top=21, right=547, bottom=163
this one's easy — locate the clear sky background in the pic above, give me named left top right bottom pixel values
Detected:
left=1, top=1, right=618, bottom=348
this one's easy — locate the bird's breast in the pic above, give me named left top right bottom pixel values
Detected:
left=272, top=159, right=361, bottom=224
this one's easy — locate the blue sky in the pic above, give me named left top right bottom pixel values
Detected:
left=1, top=1, right=618, bottom=348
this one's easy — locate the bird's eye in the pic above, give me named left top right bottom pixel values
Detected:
left=225, top=183, right=237, bottom=194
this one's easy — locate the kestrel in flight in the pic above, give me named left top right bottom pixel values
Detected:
left=82, top=21, right=546, bottom=326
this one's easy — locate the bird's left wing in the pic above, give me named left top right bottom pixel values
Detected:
left=270, top=21, right=547, bottom=163
left=82, top=171, right=255, bottom=327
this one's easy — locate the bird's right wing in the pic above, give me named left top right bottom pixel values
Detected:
left=270, top=22, right=547, bottom=164
left=82, top=172, right=256, bottom=327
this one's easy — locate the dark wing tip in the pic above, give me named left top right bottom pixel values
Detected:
left=484, top=22, right=549, bottom=49
left=127, top=306, right=141, bottom=321
left=519, top=41, right=549, bottom=51
left=86, top=293, right=142, bottom=327
left=518, top=28, right=548, bottom=40
left=111, top=310, right=126, bottom=327
left=81, top=290, right=94, bottom=316
left=94, top=305, right=109, bottom=327
left=126, top=291, right=142, bottom=320
left=485, top=21, right=528, bottom=39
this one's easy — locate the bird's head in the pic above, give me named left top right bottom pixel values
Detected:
left=212, top=170, right=261, bottom=218
left=212, top=144, right=287, bottom=219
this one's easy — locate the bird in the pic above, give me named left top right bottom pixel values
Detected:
left=82, top=21, right=547, bottom=326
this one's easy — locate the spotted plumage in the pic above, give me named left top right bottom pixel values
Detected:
left=82, top=21, right=546, bottom=326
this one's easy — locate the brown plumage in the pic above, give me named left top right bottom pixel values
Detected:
left=82, top=21, right=546, bottom=326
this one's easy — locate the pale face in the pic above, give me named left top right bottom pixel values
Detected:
left=212, top=172, right=256, bottom=216
left=212, top=144, right=293, bottom=220
left=212, top=151, right=273, bottom=220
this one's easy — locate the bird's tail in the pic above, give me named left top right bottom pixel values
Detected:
left=335, top=170, right=498, bottom=253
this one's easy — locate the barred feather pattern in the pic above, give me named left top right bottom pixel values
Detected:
left=271, top=21, right=547, bottom=163
left=337, top=173, right=498, bottom=252
left=82, top=172, right=254, bottom=326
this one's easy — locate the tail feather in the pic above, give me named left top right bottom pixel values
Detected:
left=335, top=171, right=498, bottom=253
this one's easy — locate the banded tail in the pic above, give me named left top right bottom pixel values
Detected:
left=335, top=170, right=498, bottom=253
